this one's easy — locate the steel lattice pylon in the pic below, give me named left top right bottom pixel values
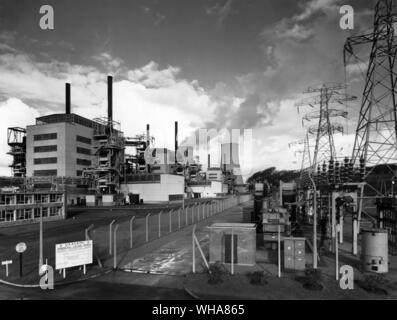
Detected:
left=295, top=83, right=355, bottom=171
left=344, top=0, right=397, bottom=178
left=299, top=132, right=313, bottom=188
left=289, top=133, right=313, bottom=187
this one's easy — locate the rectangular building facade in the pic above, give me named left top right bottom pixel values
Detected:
left=26, top=114, right=95, bottom=177
left=0, top=191, right=66, bottom=226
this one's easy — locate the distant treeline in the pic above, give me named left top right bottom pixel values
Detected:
left=247, top=164, right=396, bottom=193
left=246, top=167, right=300, bottom=188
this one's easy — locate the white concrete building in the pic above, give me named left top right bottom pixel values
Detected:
left=189, top=181, right=228, bottom=198
left=120, top=173, right=184, bottom=203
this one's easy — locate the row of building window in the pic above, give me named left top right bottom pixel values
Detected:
left=33, top=170, right=57, bottom=176
left=76, top=158, right=91, bottom=166
left=34, top=133, right=57, bottom=141
left=34, top=145, right=57, bottom=153
left=0, top=207, right=62, bottom=223
left=34, top=157, right=57, bottom=164
left=77, top=146, right=91, bottom=155
left=76, top=135, right=91, bottom=145
left=32, top=170, right=86, bottom=177
left=34, top=146, right=92, bottom=155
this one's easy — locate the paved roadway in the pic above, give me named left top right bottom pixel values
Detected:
left=0, top=199, right=220, bottom=299
left=0, top=199, right=214, bottom=286
left=0, top=271, right=192, bottom=300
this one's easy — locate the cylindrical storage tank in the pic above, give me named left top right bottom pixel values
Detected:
left=361, top=228, right=388, bottom=273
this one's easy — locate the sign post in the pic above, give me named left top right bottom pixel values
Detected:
left=16, top=242, right=27, bottom=278
left=39, top=209, right=43, bottom=274
left=55, top=240, right=93, bottom=277
left=1, top=260, right=12, bottom=277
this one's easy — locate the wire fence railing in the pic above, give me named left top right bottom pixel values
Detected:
left=0, top=195, right=250, bottom=283
left=88, top=195, right=250, bottom=268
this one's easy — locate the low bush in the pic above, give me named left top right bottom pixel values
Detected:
left=207, top=262, right=229, bottom=285
left=295, top=268, right=323, bottom=291
left=356, top=274, right=389, bottom=295
left=246, top=271, right=267, bottom=286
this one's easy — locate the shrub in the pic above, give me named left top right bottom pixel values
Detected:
left=207, top=262, right=229, bottom=285
left=247, top=271, right=267, bottom=286
left=356, top=274, right=388, bottom=295
left=295, top=267, right=323, bottom=291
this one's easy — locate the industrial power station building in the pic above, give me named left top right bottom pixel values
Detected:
left=4, top=75, right=245, bottom=210
left=26, top=113, right=99, bottom=178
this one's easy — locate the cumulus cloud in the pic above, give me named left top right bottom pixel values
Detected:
left=206, top=0, right=235, bottom=29
left=92, top=52, right=124, bottom=73
left=0, top=98, right=40, bottom=175
left=0, top=45, right=227, bottom=174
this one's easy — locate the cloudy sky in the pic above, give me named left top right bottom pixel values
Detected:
left=0, top=0, right=376, bottom=178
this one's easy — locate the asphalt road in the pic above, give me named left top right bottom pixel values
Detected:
left=0, top=271, right=193, bottom=300
left=0, top=199, right=218, bottom=298
left=0, top=201, right=210, bottom=284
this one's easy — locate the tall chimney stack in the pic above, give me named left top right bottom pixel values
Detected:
left=107, top=75, right=113, bottom=125
left=65, top=83, right=71, bottom=114
left=208, top=154, right=211, bottom=170
left=146, top=124, right=150, bottom=147
left=174, top=121, right=178, bottom=164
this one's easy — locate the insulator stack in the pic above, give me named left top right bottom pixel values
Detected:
left=335, top=161, right=340, bottom=184
left=359, top=157, right=366, bottom=182
left=317, top=165, right=321, bottom=184
left=348, top=159, right=354, bottom=182
left=342, top=157, right=349, bottom=183
left=328, top=158, right=334, bottom=184
left=322, top=162, right=327, bottom=184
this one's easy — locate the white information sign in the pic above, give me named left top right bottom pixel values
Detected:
left=55, top=240, right=93, bottom=270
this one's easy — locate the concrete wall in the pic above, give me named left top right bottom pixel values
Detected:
left=120, top=174, right=184, bottom=203
left=190, top=181, right=227, bottom=198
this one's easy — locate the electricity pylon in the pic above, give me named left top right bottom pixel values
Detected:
left=295, top=83, right=356, bottom=170
left=344, top=0, right=397, bottom=179
left=289, top=132, right=313, bottom=188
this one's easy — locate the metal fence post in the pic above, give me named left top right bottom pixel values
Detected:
left=85, top=224, right=94, bottom=240
left=192, top=224, right=196, bottom=273
left=197, top=204, right=200, bottom=221
left=178, top=208, right=181, bottom=229
left=130, top=216, right=135, bottom=249
left=231, top=227, right=234, bottom=275
left=191, top=206, right=194, bottom=223
left=202, top=203, right=205, bottom=220
left=158, top=211, right=162, bottom=238
left=278, top=225, right=281, bottom=278
left=169, top=210, right=172, bottom=233
left=109, top=220, right=116, bottom=255
left=113, top=224, right=119, bottom=269
left=185, top=207, right=188, bottom=226
left=146, top=213, right=151, bottom=242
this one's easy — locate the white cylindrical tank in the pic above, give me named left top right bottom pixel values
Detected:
left=361, top=228, right=388, bottom=273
